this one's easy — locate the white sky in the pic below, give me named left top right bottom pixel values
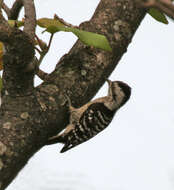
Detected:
left=4, top=0, right=174, bottom=190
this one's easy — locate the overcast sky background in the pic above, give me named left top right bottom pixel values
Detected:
left=4, top=0, right=174, bottom=190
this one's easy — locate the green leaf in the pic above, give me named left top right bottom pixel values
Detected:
left=8, top=20, right=24, bottom=27
left=37, top=18, right=64, bottom=30
left=37, top=18, right=112, bottom=51
left=67, top=28, right=112, bottom=52
left=148, top=8, right=168, bottom=24
left=42, top=25, right=65, bottom=34
left=0, top=76, right=2, bottom=91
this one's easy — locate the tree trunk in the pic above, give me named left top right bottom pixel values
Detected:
left=0, top=0, right=145, bottom=189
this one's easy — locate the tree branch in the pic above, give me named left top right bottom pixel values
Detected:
left=0, top=0, right=146, bottom=189
left=0, top=5, right=12, bottom=43
left=23, top=0, right=36, bottom=41
left=2, top=3, right=10, bottom=18
left=9, top=0, right=23, bottom=20
left=136, top=0, right=174, bottom=20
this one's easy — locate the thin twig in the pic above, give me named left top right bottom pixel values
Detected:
left=137, top=0, right=174, bottom=20
left=34, top=34, right=54, bottom=81
left=36, top=34, right=54, bottom=66
left=47, top=33, right=54, bottom=50
left=35, top=34, right=47, bottom=52
left=54, top=14, right=78, bottom=28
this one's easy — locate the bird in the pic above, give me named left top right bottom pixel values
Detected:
left=47, top=79, right=131, bottom=153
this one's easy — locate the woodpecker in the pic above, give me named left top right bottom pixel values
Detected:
left=48, top=79, right=131, bottom=153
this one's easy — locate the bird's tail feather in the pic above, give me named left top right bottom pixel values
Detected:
left=46, top=135, right=65, bottom=145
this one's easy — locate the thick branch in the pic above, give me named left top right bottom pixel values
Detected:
left=23, top=0, right=36, bottom=41
left=9, top=0, right=23, bottom=20
left=0, top=0, right=146, bottom=189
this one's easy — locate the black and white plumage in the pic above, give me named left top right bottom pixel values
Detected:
left=48, top=79, right=131, bottom=153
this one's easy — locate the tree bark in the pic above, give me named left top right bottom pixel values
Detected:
left=0, top=0, right=145, bottom=189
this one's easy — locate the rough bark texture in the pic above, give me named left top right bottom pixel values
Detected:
left=0, top=0, right=146, bottom=189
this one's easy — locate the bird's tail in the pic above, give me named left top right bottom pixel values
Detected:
left=46, top=134, right=65, bottom=145
left=60, top=143, right=75, bottom=153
